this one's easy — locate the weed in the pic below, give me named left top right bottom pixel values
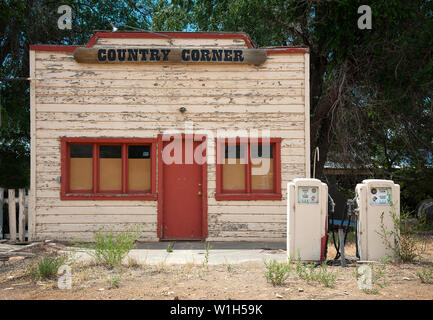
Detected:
left=227, top=264, right=232, bottom=272
left=373, top=264, right=386, bottom=288
left=316, top=263, right=338, bottom=288
left=223, top=257, right=232, bottom=273
left=127, top=255, right=141, bottom=268
left=29, top=255, right=68, bottom=280
left=417, top=266, right=433, bottom=284
left=377, top=205, right=425, bottom=263
left=417, top=205, right=433, bottom=231
left=203, top=242, right=212, bottom=269
left=362, top=288, right=379, bottom=295
left=108, top=272, right=121, bottom=289
left=263, top=259, right=292, bottom=286
left=379, top=256, right=393, bottom=265
left=295, top=257, right=309, bottom=280
left=155, top=255, right=168, bottom=272
left=167, top=243, right=173, bottom=253
left=88, top=226, right=141, bottom=268
left=295, top=256, right=337, bottom=287
left=355, top=263, right=387, bottom=294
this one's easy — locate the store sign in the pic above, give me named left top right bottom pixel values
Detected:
left=73, top=47, right=267, bottom=64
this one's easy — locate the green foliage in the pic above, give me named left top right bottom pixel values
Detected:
left=398, top=169, right=433, bottom=211
left=29, top=255, right=68, bottom=280
left=0, top=0, right=159, bottom=187
left=1, top=0, right=432, bottom=200
left=226, top=264, right=232, bottom=273
left=295, top=257, right=309, bottom=280
left=355, top=263, right=387, bottom=294
left=108, top=272, right=122, bottom=289
left=203, top=242, right=211, bottom=268
left=316, top=263, right=338, bottom=288
left=263, top=259, right=292, bottom=286
left=377, top=205, right=425, bottom=263
left=295, top=258, right=338, bottom=288
left=167, top=243, right=173, bottom=253
left=88, top=227, right=141, bottom=268
left=416, top=266, right=433, bottom=284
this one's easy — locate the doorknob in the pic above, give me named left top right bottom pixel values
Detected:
left=198, top=191, right=202, bottom=195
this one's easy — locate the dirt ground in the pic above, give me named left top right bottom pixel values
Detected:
left=1, top=237, right=433, bottom=300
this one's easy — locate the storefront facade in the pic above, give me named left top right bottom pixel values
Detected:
left=29, top=32, right=310, bottom=242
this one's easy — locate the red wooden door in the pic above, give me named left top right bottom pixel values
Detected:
left=160, top=136, right=205, bottom=240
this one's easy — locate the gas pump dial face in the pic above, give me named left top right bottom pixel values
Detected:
left=370, top=187, right=392, bottom=205
left=298, top=186, right=319, bottom=204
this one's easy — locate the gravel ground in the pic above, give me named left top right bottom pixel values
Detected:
left=0, top=237, right=432, bottom=300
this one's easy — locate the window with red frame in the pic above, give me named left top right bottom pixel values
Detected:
left=215, top=138, right=281, bottom=200
left=61, top=138, right=157, bottom=200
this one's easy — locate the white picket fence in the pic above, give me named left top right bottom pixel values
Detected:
left=0, top=188, right=29, bottom=242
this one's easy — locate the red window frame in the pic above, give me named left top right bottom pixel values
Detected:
left=60, top=137, right=157, bottom=200
left=215, top=137, right=282, bottom=200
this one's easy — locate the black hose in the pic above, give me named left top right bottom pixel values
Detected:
left=333, top=201, right=348, bottom=260
left=355, top=217, right=360, bottom=259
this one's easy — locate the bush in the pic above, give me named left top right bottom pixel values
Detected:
left=88, top=227, right=141, bottom=268
left=264, top=259, right=292, bottom=286
left=29, top=255, right=68, bottom=280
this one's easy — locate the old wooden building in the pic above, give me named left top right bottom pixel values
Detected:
left=28, top=32, right=310, bottom=242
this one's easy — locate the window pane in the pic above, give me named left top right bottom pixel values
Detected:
left=100, top=145, right=122, bottom=158
left=222, top=145, right=246, bottom=191
left=251, top=144, right=274, bottom=191
left=225, top=145, right=245, bottom=159
left=70, top=145, right=93, bottom=191
left=99, top=145, right=122, bottom=191
left=128, top=146, right=151, bottom=191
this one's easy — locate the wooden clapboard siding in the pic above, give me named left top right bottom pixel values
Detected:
left=93, top=37, right=250, bottom=48
left=36, top=87, right=304, bottom=96
left=34, top=232, right=159, bottom=242
left=35, top=130, right=305, bottom=140
left=36, top=79, right=305, bottom=89
left=35, top=104, right=306, bottom=113
left=34, top=70, right=305, bottom=81
left=31, top=34, right=308, bottom=242
left=36, top=112, right=305, bottom=122
left=35, top=121, right=304, bottom=130
left=36, top=60, right=305, bottom=72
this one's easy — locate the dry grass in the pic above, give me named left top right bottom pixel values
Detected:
left=1, top=236, right=433, bottom=300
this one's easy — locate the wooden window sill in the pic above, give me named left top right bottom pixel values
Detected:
left=215, top=193, right=282, bottom=201
left=60, top=193, right=158, bottom=201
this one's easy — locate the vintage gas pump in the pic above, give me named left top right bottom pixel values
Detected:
left=355, top=179, right=400, bottom=261
left=287, top=178, right=328, bottom=262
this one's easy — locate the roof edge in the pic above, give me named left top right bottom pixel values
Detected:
left=29, top=31, right=309, bottom=54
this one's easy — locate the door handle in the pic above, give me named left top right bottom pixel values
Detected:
left=198, top=191, right=202, bottom=196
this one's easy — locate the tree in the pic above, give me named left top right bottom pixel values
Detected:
left=1, top=1, right=432, bottom=209
left=0, top=0, right=156, bottom=187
